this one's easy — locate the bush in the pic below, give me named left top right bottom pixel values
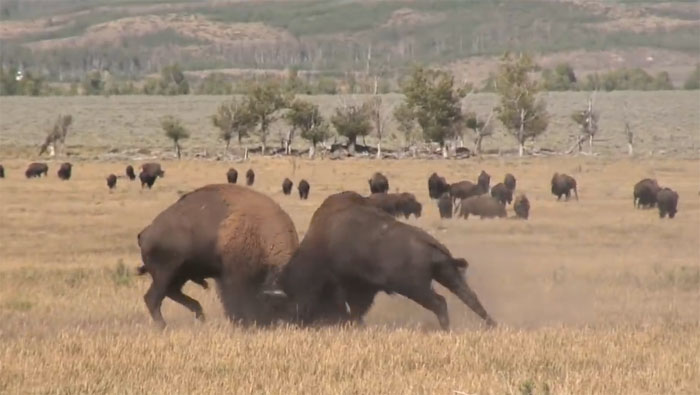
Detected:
left=683, top=64, right=700, bottom=90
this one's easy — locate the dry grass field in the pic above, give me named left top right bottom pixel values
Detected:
left=1, top=154, right=699, bottom=394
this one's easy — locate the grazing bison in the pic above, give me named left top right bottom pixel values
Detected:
left=551, top=173, right=578, bottom=201
left=504, top=173, right=516, bottom=191
left=298, top=179, right=310, bottom=200
left=57, top=162, right=72, bottom=180
left=282, top=178, right=293, bottom=195
left=0, top=164, right=4, bottom=178
left=141, top=162, right=165, bottom=178
left=246, top=169, right=255, bottom=186
left=656, top=188, right=679, bottom=219
left=106, top=174, right=117, bottom=190
left=25, top=162, right=48, bottom=178
left=634, top=178, right=661, bottom=208
left=226, top=168, right=238, bottom=184
left=267, top=191, right=496, bottom=330
left=125, top=165, right=136, bottom=181
left=513, top=194, right=530, bottom=219
left=490, top=183, right=513, bottom=205
left=368, top=192, right=422, bottom=219
left=437, top=193, right=453, bottom=219
left=368, top=172, right=389, bottom=194
left=458, top=195, right=507, bottom=219
left=428, top=173, right=450, bottom=199
left=136, top=184, right=299, bottom=328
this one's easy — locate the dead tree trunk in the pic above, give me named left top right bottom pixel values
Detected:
left=625, top=122, right=634, bottom=156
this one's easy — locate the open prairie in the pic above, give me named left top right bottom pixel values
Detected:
left=0, top=153, right=699, bottom=393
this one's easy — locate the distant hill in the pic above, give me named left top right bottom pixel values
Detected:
left=1, top=0, right=698, bottom=84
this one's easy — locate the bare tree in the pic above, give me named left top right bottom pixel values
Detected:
left=625, top=121, right=634, bottom=156
left=367, top=95, right=393, bottom=159
left=465, top=110, right=495, bottom=155
left=570, top=94, right=599, bottom=154
left=39, top=114, right=73, bottom=157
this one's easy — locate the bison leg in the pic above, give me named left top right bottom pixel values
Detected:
left=434, top=262, right=496, bottom=328
left=167, top=288, right=205, bottom=322
left=143, top=278, right=169, bottom=329
left=400, top=287, right=449, bottom=330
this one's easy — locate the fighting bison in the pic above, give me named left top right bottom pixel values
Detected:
left=368, top=172, right=389, bottom=194
left=57, top=162, right=72, bottom=180
left=125, top=165, right=136, bottom=181
left=227, top=168, right=238, bottom=184
left=437, top=193, right=453, bottom=219
left=504, top=173, right=516, bottom=191
left=106, top=174, right=117, bottom=190
left=513, top=194, right=530, bottom=219
left=0, top=164, right=4, bottom=178
left=267, top=191, right=496, bottom=330
left=458, top=195, right=507, bottom=219
left=298, top=179, right=310, bottom=200
left=282, top=178, right=293, bottom=195
left=136, top=184, right=299, bottom=328
left=428, top=173, right=449, bottom=199
left=368, top=192, right=422, bottom=219
left=490, top=183, right=513, bottom=205
left=25, top=162, right=48, bottom=178
left=246, top=169, right=255, bottom=186
left=634, top=178, right=661, bottom=208
left=449, top=170, right=491, bottom=204
left=551, top=173, right=578, bottom=201
left=656, top=188, right=679, bottom=219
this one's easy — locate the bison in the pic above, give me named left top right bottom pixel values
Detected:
left=125, top=165, right=136, bottom=181
left=267, top=191, right=496, bottom=330
left=136, top=184, right=299, bottom=328
left=282, top=178, right=293, bottom=195
left=458, top=195, right=507, bottom=219
left=449, top=170, right=491, bottom=205
left=368, top=172, right=389, bottom=194
left=139, top=171, right=157, bottom=189
left=656, top=188, right=679, bottom=219
left=246, top=169, right=255, bottom=186
left=141, top=162, right=165, bottom=178
left=490, top=183, right=513, bottom=205
left=57, top=162, right=72, bottom=180
left=428, top=173, right=450, bottom=199
left=106, top=174, right=117, bottom=190
left=368, top=192, right=422, bottom=219
left=634, top=178, right=661, bottom=208
left=504, top=173, right=516, bottom=191
left=25, top=162, right=48, bottom=178
left=437, top=193, right=453, bottom=219
left=226, top=168, right=238, bottom=184
left=298, top=179, right=310, bottom=200
left=0, top=164, right=4, bottom=178
left=551, top=173, right=578, bottom=201
left=478, top=170, right=491, bottom=192
left=513, top=194, right=530, bottom=219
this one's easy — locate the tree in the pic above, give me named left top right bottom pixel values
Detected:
left=393, top=102, right=419, bottom=151
left=465, top=110, right=495, bottom=155
left=143, top=64, right=189, bottom=95
left=367, top=95, right=392, bottom=159
left=331, top=102, right=372, bottom=154
left=284, top=99, right=330, bottom=158
left=570, top=95, right=599, bottom=154
left=400, top=67, right=464, bottom=157
left=495, top=53, right=549, bottom=156
left=541, top=63, right=577, bottom=91
left=244, top=81, right=291, bottom=155
left=82, top=70, right=104, bottom=95
left=212, top=99, right=255, bottom=152
left=39, top=114, right=73, bottom=156
left=161, top=116, right=189, bottom=159
left=683, top=64, right=700, bottom=90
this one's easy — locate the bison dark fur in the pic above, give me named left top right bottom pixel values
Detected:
left=504, top=173, right=516, bottom=191
left=656, top=188, right=679, bottom=219
left=246, top=169, right=255, bottom=186
left=57, top=162, right=72, bottom=180
left=141, top=162, right=165, bottom=178
left=25, top=162, right=48, bottom=178
left=368, top=192, right=422, bottom=219
left=490, top=183, right=513, bottom=205
left=428, top=173, right=450, bottom=199
left=551, top=173, right=578, bottom=201
left=458, top=195, right=507, bottom=219
left=437, top=193, right=453, bottom=219
left=0, top=164, right=4, bottom=178
left=282, top=178, right=293, bottom=195
left=513, top=194, right=530, bottom=219
left=106, top=174, right=117, bottom=190
left=298, top=179, right=310, bottom=200
left=226, top=168, right=238, bottom=184
left=634, top=178, right=661, bottom=208
left=368, top=172, right=389, bottom=194
left=125, top=165, right=136, bottom=181
left=478, top=170, right=491, bottom=192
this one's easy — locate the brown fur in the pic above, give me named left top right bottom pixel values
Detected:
left=504, top=173, right=516, bottom=191
left=57, top=162, right=72, bottom=180
left=513, top=194, right=530, bottom=219
left=428, top=173, right=449, bottom=199
left=125, top=165, right=136, bottom=181
left=368, top=172, right=389, bottom=194
left=25, top=162, right=48, bottom=178
left=106, top=174, right=117, bottom=190
left=226, top=168, right=238, bottom=184
left=282, top=178, right=293, bottom=195
left=141, top=163, right=164, bottom=178
left=634, top=178, right=661, bottom=208
left=437, top=193, right=453, bottom=219
left=298, top=179, right=310, bottom=200
left=367, top=192, right=422, bottom=219
left=246, top=169, right=255, bottom=186
left=551, top=173, right=578, bottom=201
left=0, top=164, right=5, bottom=178
left=490, top=183, right=513, bottom=205
left=656, top=188, right=679, bottom=219
left=458, top=195, right=507, bottom=219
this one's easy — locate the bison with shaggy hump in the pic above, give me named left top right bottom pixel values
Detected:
left=246, top=169, right=255, bottom=186
left=437, top=193, right=453, bottom=219
left=106, top=174, right=117, bottom=190
left=551, top=173, right=578, bottom=201
left=368, top=192, right=422, bottom=219
left=504, top=173, right=516, bottom=191
left=634, top=178, right=661, bottom=208
left=282, top=178, right=293, bottom=195
left=125, top=165, right=136, bottom=181
left=57, top=162, right=72, bottom=180
left=656, top=188, right=679, bottom=219
left=478, top=170, right=491, bottom=192
left=25, top=162, right=48, bottom=178
left=141, top=162, right=165, bottom=178
left=458, top=195, right=507, bottom=219
left=449, top=170, right=491, bottom=204
left=490, top=183, right=513, bottom=205
left=513, top=194, right=530, bottom=219
left=137, top=184, right=299, bottom=328
left=226, top=168, right=238, bottom=184
left=368, top=172, right=389, bottom=194
left=266, top=191, right=496, bottom=330
left=298, top=179, right=310, bottom=200
left=428, top=173, right=450, bottom=199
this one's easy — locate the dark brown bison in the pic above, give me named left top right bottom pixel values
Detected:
left=551, top=173, right=578, bottom=201
left=0, top=164, right=4, bottom=178
left=298, top=179, right=310, bottom=200
left=368, top=172, right=389, bottom=194
left=478, top=170, right=491, bottom=191
left=634, top=178, right=661, bottom=208
left=25, top=162, right=48, bottom=178
left=504, top=173, right=516, bottom=191
left=437, top=193, right=453, bottom=219
left=368, top=192, right=422, bottom=219
left=136, top=184, right=299, bottom=328
left=513, top=194, right=530, bottom=219
left=106, top=174, right=117, bottom=190
left=139, top=171, right=157, bottom=189
left=282, top=178, right=293, bottom=195
left=267, top=191, right=496, bottom=330
left=246, top=169, right=255, bottom=186
left=125, top=165, right=136, bottom=181
left=141, top=162, right=165, bottom=178
left=226, top=168, right=238, bottom=184
left=656, top=188, right=679, bottom=219
left=428, top=173, right=449, bottom=199
left=458, top=195, right=507, bottom=219
left=490, top=183, right=513, bottom=205
left=57, top=162, right=72, bottom=180
left=449, top=171, right=491, bottom=204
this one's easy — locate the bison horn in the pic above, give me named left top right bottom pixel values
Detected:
left=345, top=302, right=351, bottom=315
